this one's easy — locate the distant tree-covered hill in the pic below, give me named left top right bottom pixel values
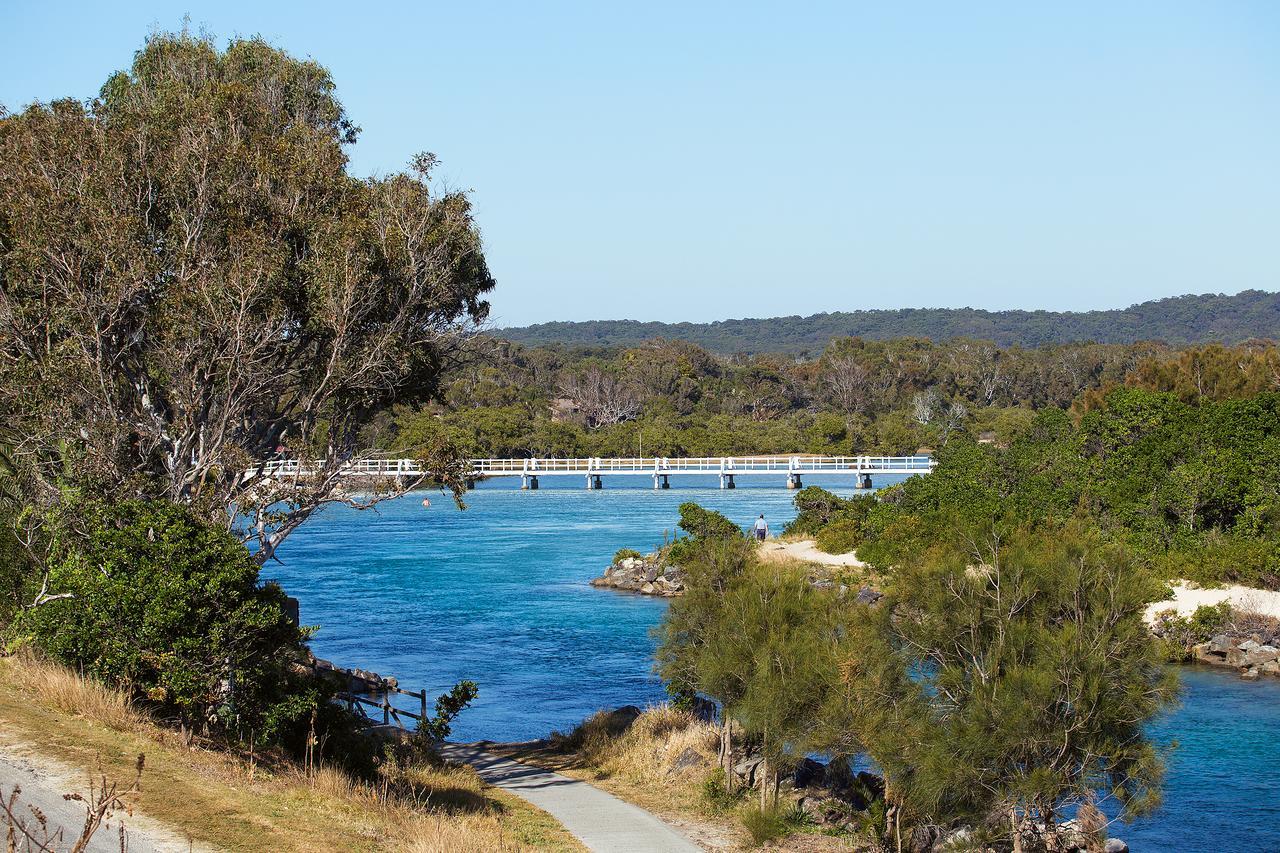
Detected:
left=498, top=290, right=1279, bottom=354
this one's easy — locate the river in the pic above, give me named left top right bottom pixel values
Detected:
left=269, top=475, right=1280, bottom=853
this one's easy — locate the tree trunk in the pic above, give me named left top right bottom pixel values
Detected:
left=759, top=754, right=768, bottom=810
left=723, top=717, right=734, bottom=793
left=1011, top=804, right=1024, bottom=853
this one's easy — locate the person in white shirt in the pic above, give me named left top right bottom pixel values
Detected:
left=752, top=514, right=768, bottom=541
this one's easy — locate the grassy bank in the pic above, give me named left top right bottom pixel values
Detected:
left=0, top=654, right=581, bottom=852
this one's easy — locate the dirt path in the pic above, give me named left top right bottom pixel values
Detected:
left=439, top=742, right=701, bottom=852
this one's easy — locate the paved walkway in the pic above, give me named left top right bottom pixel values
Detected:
left=0, top=747, right=189, bottom=853
left=438, top=742, right=701, bottom=853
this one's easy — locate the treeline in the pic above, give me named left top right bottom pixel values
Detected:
left=373, top=335, right=1280, bottom=460
left=796, top=387, right=1280, bottom=590
left=499, top=289, right=1280, bottom=354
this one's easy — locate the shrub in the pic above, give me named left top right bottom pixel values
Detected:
left=613, top=547, right=643, bottom=563
left=19, top=499, right=318, bottom=743
left=701, top=768, right=745, bottom=813
left=786, top=486, right=848, bottom=536
left=815, top=516, right=864, bottom=555
left=677, top=503, right=742, bottom=541
left=741, top=805, right=790, bottom=846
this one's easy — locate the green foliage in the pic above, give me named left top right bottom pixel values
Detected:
left=814, top=516, right=863, bottom=555
left=701, top=768, right=746, bottom=813
left=786, top=486, right=850, bottom=536
left=740, top=805, right=792, bottom=846
left=1153, top=602, right=1233, bottom=660
left=861, top=524, right=1176, bottom=827
left=677, top=503, right=742, bottom=541
left=418, top=680, right=479, bottom=742
left=18, top=499, right=317, bottom=743
left=613, top=548, right=643, bottom=563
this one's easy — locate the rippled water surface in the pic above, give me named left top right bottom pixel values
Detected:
left=268, top=474, right=1280, bottom=853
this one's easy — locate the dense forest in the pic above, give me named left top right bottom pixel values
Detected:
left=498, top=289, right=1280, bottom=354
left=371, top=335, right=1280, bottom=461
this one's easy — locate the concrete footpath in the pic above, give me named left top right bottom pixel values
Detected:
left=0, top=745, right=190, bottom=853
left=438, top=742, right=701, bottom=853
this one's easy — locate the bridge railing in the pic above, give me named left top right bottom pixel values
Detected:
left=258, top=454, right=937, bottom=478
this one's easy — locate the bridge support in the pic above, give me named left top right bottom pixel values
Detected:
left=653, top=473, right=670, bottom=490
left=719, top=473, right=735, bottom=489
left=521, top=474, right=539, bottom=490
left=586, top=473, right=603, bottom=490
left=857, top=473, right=873, bottom=489
left=787, top=473, right=802, bottom=490
left=464, top=477, right=476, bottom=491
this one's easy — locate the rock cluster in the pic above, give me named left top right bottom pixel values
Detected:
left=305, top=654, right=399, bottom=693
left=590, top=555, right=685, bottom=596
left=726, top=743, right=1128, bottom=853
left=1194, top=634, right=1280, bottom=679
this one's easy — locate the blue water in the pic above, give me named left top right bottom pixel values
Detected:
left=268, top=474, right=1280, bottom=853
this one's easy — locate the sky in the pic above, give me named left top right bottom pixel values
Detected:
left=2, top=2, right=1278, bottom=327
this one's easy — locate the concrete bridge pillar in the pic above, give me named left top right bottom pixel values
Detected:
left=586, top=473, right=603, bottom=490
left=521, top=474, right=539, bottom=490
left=787, top=472, right=803, bottom=490
left=857, top=473, right=872, bottom=489
left=719, top=473, right=735, bottom=489
left=653, top=473, right=670, bottom=490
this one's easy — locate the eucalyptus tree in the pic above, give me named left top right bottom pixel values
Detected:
left=0, top=31, right=494, bottom=568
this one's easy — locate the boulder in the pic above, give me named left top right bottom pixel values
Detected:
left=1208, top=634, right=1234, bottom=655
left=1241, top=667, right=1261, bottom=680
left=1104, top=839, right=1129, bottom=853
left=732, top=755, right=764, bottom=788
left=792, top=757, right=826, bottom=789
left=855, top=586, right=884, bottom=606
left=668, top=746, right=704, bottom=774
left=1243, top=645, right=1279, bottom=666
left=908, top=824, right=942, bottom=853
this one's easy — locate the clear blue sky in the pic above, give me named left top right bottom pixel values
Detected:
left=3, top=2, right=1277, bottom=326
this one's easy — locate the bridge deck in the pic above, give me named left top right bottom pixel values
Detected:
left=260, top=454, right=934, bottom=480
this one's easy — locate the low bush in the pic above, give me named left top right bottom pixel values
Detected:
left=815, top=516, right=864, bottom=555
left=613, top=547, right=643, bottom=563
left=18, top=499, right=319, bottom=745
left=700, top=768, right=746, bottom=813
left=677, top=502, right=742, bottom=541
left=741, top=805, right=790, bottom=846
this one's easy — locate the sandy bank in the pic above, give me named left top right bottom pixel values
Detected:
left=757, top=539, right=867, bottom=568
left=1145, top=582, right=1280, bottom=623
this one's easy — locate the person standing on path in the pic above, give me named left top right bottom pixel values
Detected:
left=753, top=514, right=768, bottom=541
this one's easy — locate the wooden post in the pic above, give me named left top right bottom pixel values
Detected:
left=382, top=699, right=390, bottom=726
left=420, top=691, right=428, bottom=728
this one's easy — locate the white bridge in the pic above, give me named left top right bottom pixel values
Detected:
left=261, top=455, right=935, bottom=490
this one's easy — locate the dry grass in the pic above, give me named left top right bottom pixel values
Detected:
left=0, top=653, right=582, bottom=851
left=3, top=649, right=144, bottom=732
left=552, top=704, right=721, bottom=786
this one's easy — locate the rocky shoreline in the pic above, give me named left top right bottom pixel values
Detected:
left=589, top=551, right=885, bottom=605
left=590, top=555, right=686, bottom=596
left=1190, top=634, right=1279, bottom=679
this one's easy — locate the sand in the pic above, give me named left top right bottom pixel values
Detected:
left=757, top=538, right=867, bottom=568
left=1145, top=582, right=1280, bottom=623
